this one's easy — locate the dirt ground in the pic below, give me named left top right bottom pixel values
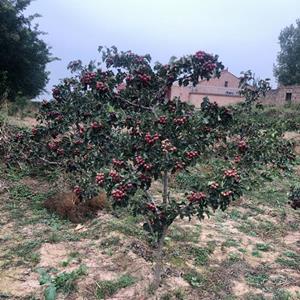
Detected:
left=0, top=165, right=299, bottom=300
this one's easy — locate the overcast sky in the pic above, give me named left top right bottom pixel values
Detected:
left=26, top=0, right=300, bottom=98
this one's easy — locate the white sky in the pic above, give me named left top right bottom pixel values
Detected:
left=26, top=0, right=300, bottom=98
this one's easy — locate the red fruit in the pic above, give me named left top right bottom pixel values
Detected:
left=31, top=128, right=37, bottom=135
left=195, top=51, right=206, bottom=60
left=234, top=155, right=241, bottom=163
left=238, top=140, right=248, bottom=151
left=175, top=161, right=185, bottom=170
left=95, top=172, right=105, bottom=185
left=221, top=190, right=233, bottom=197
left=81, top=72, right=96, bottom=85
left=52, top=87, right=60, bottom=99
left=73, top=186, right=82, bottom=195
left=146, top=203, right=156, bottom=212
left=158, top=115, right=167, bottom=125
left=161, top=139, right=177, bottom=153
left=174, top=116, right=187, bottom=125
left=143, top=163, right=153, bottom=171
left=111, top=189, right=125, bottom=201
left=112, top=158, right=125, bottom=167
left=135, top=155, right=145, bottom=166
left=144, top=132, right=160, bottom=145
left=91, top=121, right=103, bottom=130
left=15, top=133, right=23, bottom=141
left=109, top=170, right=121, bottom=182
left=48, top=142, right=58, bottom=151
left=57, top=148, right=64, bottom=155
left=209, top=181, right=219, bottom=189
left=185, top=151, right=199, bottom=160
left=96, top=81, right=108, bottom=92
left=224, top=168, right=238, bottom=178
left=187, top=192, right=206, bottom=203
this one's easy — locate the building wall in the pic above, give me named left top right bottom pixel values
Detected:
left=262, top=85, right=300, bottom=105
left=170, top=70, right=244, bottom=107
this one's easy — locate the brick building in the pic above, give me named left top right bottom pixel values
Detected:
left=262, top=85, right=300, bottom=105
left=170, top=69, right=243, bottom=107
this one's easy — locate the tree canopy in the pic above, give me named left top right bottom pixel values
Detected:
left=0, top=0, right=55, bottom=101
left=274, top=19, right=300, bottom=86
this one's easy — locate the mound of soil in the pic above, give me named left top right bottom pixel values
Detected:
left=44, top=191, right=107, bottom=223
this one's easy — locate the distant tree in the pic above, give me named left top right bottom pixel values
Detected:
left=274, top=19, right=300, bottom=86
left=0, top=0, right=56, bottom=101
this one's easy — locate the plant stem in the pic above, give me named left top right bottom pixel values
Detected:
left=162, top=170, right=168, bottom=204
left=151, top=225, right=168, bottom=290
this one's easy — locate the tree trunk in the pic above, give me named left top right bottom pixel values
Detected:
left=151, top=225, right=168, bottom=290
left=162, top=170, right=168, bottom=204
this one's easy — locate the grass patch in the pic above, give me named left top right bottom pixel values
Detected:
left=275, top=251, right=300, bottom=270
left=221, top=238, right=240, bottom=248
left=168, top=225, right=201, bottom=243
left=95, top=274, right=136, bottom=299
left=245, top=273, right=269, bottom=288
left=183, top=271, right=207, bottom=288
left=188, top=244, right=215, bottom=266
left=255, top=243, right=271, bottom=252
left=54, top=265, right=87, bottom=294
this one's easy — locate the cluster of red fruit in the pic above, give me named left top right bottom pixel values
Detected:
left=96, top=81, right=108, bottom=92
left=73, top=185, right=82, bottom=195
left=221, top=190, right=233, bottom=197
left=138, top=73, right=151, bottom=83
left=55, top=114, right=64, bottom=122
left=145, top=132, right=160, bottom=145
left=52, top=87, right=61, bottom=100
left=111, top=189, right=126, bottom=200
left=187, top=191, right=206, bottom=203
left=209, top=181, right=219, bottom=189
left=174, top=160, right=186, bottom=171
left=194, top=51, right=207, bottom=60
left=143, top=163, right=153, bottom=171
left=118, top=183, right=133, bottom=193
left=80, top=72, right=96, bottom=85
left=203, top=61, right=217, bottom=72
left=139, top=173, right=151, bottom=183
left=234, top=155, right=241, bottom=163
left=109, top=170, right=121, bottom=182
left=158, top=115, right=167, bottom=125
left=46, top=111, right=61, bottom=119
left=224, top=168, right=240, bottom=182
left=174, top=116, right=188, bottom=125
left=185, top=151, right=199, bottom=160
left=126, top=51, right=145, bottom=63
left=57, top=148, right=64, bottom=155
left=48, top=141, right=59, bottom=151
left=146, top=203, right=157, bottom=212
left=238, top=140, right=248, bottom=152
left=74, top=139, right=84, bottom=145
left=125, top=74, right=133, bottom=82
left=161, top=139, right=177, bottom=153
left=224, top=168, right=238, bottom=178
left=31, top=128, right=38, bottom=135
left=95, top=172, right=105, bottom=185
left=15, top=133, right=23, bottom=141
left=112, top=158, right=125, bottom=167
left=90, top=121, right=103, bottom=130
left=135, top=155, right=145, bottom=166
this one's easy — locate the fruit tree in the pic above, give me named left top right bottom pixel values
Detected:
left=8, top=47, right=294, bottom=288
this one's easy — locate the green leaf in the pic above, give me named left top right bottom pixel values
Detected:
left=44, top=284, right=57, bottom=300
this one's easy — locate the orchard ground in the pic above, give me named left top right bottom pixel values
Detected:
left=0, top=106, right=300, bottom=300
